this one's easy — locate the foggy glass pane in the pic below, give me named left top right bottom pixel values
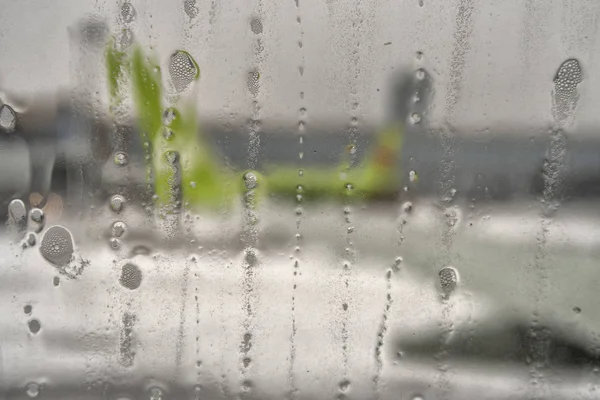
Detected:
left=0, top=1, right=599, bottom=399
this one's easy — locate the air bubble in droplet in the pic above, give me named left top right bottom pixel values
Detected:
left=25, top=382, right=40, bottom=398
left=415, top=68, right=426, bottom=80
left=120, top=263, right=142, bottom=290
left=40, top=226, right=74, bottom=266
left=120, top=2, right=136, bottom=23
left=114, top=152, right=129, bottom=166
left=28, top=319, right=41, bottom=334
left=169, top=50, right=199, bottom=93
left=112, top=221, right=126, bottom=237
left=0, top=104, right=17, bottom=133
left=250, top=18, right=263, bottom=34
left=110, top=195, right=125, bottom=213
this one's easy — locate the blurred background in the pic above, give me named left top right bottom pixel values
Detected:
left=1, top=0, right=600, bottom=399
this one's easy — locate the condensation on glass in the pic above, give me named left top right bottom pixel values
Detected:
left=0, top=0, right=599, bottom=399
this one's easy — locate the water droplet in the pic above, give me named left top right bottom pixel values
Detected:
left=415, top=68, right=426, bottom=80
left=339, top=379, right=350, bottom=392
left=163, top=108, right=177, bottom=126
left=439, top=266, right=458, bottom=295
left=412, top=396, right=424, bottom=400
left=416, top=51, right=423, bottom=60
left=163, top=128, right=174, bottom=140
left=553, top=59, right=583, bottom=124
left=149, top=387, right=163, bottom=400
left=184, top=0, right=199, bottom=19
left=0, top=104, right=17, bottom=133
left=402, top=201, right=413, bottom=213
left=410, top=113, right=421, bottom=124
left=169, top=50, right=199, bottom=93
left=110, top=195, right=126, bottom=213
left=114, top=152, right=129, bottom=166
left=393, top=257, right=403, bottom=271
left=573, top=306, right=582, bottom=314
left=30, top=208, right=44, bottom=224
left=347, top=226, right=354, bottom=233
left=40, top=226, right=74, bottom=266
left=244, top=172, right=258, bottom=190
left=247, top=70, right=260, bottom=96
left=25, top=382, right=40, bottom=398
left=298, top=169, right=304, bottom=177
left=250, top=18, right=263, bottom=34
left=418, top=0, right=424, bottom=7
left=27, top=233, right=36, bottom=246
left=109, top=237, right=121, bottom=250
left=112, top=221, right=126, bottom=238
left=53, top=276, right=60, bottom=286
left=28, top=319, right=41, bottom=334
left=121, top=2, right=136, bottom=23
left=8, top=199, right=26, bottom=223
left=24, top=304, right=32, bottom=315
left=409, top=170, right=418, bottom=182
left=120, top=263, right=142, bottom=290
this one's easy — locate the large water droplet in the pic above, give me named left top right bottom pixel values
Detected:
left=25, top=382, right=40, bottom=398
left=120, top=263, right=142, bottom=290
left=169, top=50, right=199, bottom=93
left=112, top=221, right=126, bottom=238
left=439, top=266, right=458, bottom=295
left=8, top=199, right=26, bottom=224
left=40, top=226, right=74, bottom=266
left=0, top=104, right=17, bottom=133
left=110, top=195, right=126, bottom=213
